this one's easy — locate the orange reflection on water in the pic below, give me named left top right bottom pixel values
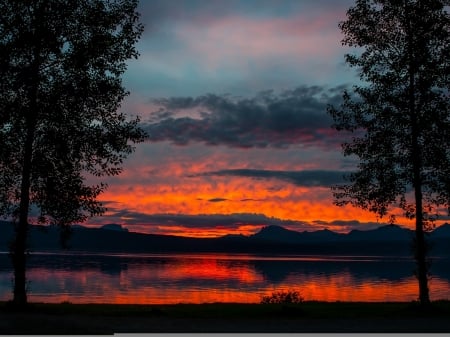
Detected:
left=22, top=266, right=265, bottom=304
left=22, top=266, right=450, bottom=304
left=280, top=272, right=426, bottom=302
left=157, top=258, right=263, bottom=283
left=4, top=254, right=447, bottom=305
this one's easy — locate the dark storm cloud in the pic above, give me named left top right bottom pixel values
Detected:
left=106, top=211, right=306, bottom=229
left=193, top=169, right=349, bottom=187
left=143, top=85, right=348, bottom=148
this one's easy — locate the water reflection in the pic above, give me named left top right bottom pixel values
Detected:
left=0, top=252, right=449, bottom=303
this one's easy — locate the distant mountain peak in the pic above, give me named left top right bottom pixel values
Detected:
left=219, top=233, right=248, bottom=240
left=101, top=224, right=128, bottom=232
left=1, top=221, right=450, bottom=256
left=251, top=225, right=302, bottom=243
left=258, top=225, right=289, bottom=233
left=380, top=223, right=401, bottom=228
left=375, top=224, right=411, bottom=233
left=431, top=223, right=450, bottom=238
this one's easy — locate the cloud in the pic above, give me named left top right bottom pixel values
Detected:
left=102, top=211, right=283, bottom=228
left=192, top=169, right=349, bottom=187
left=174, top=12, right=343, bottom=72
left=207, top=198, right=228, bottom=203
left=125, top=0, right=359, bottom=99
left=312, top=219, right=385, bottom=232
left=89, top=211, right=316, bottom=236
left=143, top=85, right=348, bottom=149
left=87, top=209, right=391, bottom=236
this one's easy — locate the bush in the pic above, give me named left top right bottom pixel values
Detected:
left=260, top=290, right=304, bottom=304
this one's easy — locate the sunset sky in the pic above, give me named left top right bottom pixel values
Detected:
left=85, top=0, right=440, bottom=237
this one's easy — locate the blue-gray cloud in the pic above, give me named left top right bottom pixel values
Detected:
left=137, top=0, right=354, bottom=35
left=192, top=169, right=349, bottom=187
left=102, top=211, right=302, bottom=229
left=143, top=85, right=348, bottom=148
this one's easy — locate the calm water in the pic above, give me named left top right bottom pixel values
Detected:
left=0, top=252, right=449, bottom=303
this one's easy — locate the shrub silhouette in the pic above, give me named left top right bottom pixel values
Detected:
left=261, top=290, right=304, bottom=304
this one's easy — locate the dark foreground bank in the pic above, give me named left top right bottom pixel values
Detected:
left=1, top=301, right=450, bottom=334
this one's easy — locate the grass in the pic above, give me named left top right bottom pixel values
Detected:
left=2, top=300, right=450, bottom=318
left=1, top=300, right=450, bottom=333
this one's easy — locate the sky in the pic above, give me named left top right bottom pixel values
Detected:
left=85, top=0, right=443, bottom=237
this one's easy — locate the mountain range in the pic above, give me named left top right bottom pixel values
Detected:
left=1, top=221, right=449, bottom=256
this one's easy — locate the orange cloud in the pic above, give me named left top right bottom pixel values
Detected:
left=85, top=139, right=438, bottom=237
left=93, top=173, right=390, bottom=237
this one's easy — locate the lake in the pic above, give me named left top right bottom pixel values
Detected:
left=0, top=252, right=449, bottom=304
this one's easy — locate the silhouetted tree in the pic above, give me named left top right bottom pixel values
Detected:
left=0, top=0, right=145, bottom=307
left=328, top=0, right=450, bottom=307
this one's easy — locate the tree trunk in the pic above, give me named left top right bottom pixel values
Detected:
left=410, top=97, right=430, bottom=306
left=11, top=231, right=27, bottom=306
left=412, top=122, right=430, bottom=306
left=11, top=105, right=36, bottom=308
left=11, top=135, right=34, bottom=307
left=410, top=110, right=430, bottom=306
left=413, top=178, right=430, bottom=306
left=11, top=15, right=41, bottom=306
left=405, top=0, right=430, bottom=307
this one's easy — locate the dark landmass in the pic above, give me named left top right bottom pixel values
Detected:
left=1, top=301, right=450, bottom=333
left=0, top=221, right=449, bottom=256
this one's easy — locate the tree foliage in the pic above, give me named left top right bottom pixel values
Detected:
left=0, top=0, right=145, bottom=305
left=261, top=290, right=304, bottom=305
left=328, top=0, right=450, bottom=306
